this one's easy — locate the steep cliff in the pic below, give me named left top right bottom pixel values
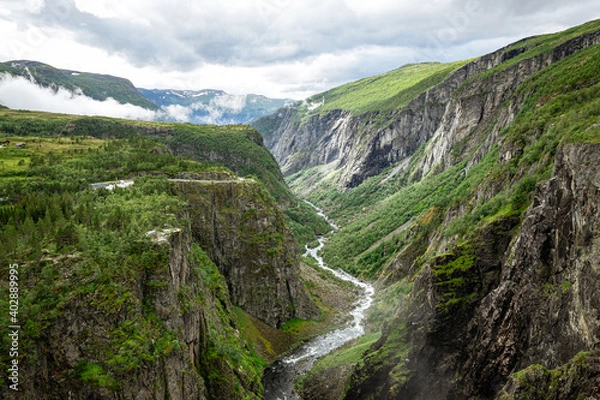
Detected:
left=253, top=21, right=600, bottom=191
left=171, top=177, right=319, bottom=328
left=251, top=19, right=600, bottom=400
left=66, top=118, right=331, bottom=244
left=345, top=143, right=600, bottom=399
left=0, top=116, right=321, bottom=399
left=0, top=203, right=265, bottom=400
left=1, top=226, right=209, bottom=400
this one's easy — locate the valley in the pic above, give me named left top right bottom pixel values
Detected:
left=264, top=207, right=374, bottom=400
left=252, top=19, right=600, bottom=399
left=0, top=17, right=600, bottom=400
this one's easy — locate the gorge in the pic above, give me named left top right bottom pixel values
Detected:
left=0, top=17, right=599, bottom=400
left=252, top=19, right=600, bottom=399
left=263, top=205, right=374, bottom=400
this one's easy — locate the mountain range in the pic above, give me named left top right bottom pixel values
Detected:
left=0, top=60, right=158, bottom=110
left=0, top=60, right=291, bottom=125
left=137, top=88, right=293, bottom=125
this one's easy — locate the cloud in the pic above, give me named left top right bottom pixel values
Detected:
left=156, top=93, right=251, bottom=125
left=0, top=73, right=272, bottom=125
left=208, top=94, right=247, bottom=113
left=189, top=94, right=248, bottom=125
left=2, top=0, right=599, bottom=99
left=29, top=0, right=599, bottom=70
left=161, top=104, right=192, bottom=122
left=0, top=73, right=157, bottom=120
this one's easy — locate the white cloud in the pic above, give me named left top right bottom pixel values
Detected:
left=0, top=73, right=157, bottom=120
left=72, top=0, right=118, bottom=19
left=210, top=94, right=247, bottom=113
left=161, top=104, right=192, bottom=122
left=1, top=0, right=599, bottom=100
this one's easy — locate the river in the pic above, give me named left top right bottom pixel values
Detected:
left=262, top=205, right=375, bottom=400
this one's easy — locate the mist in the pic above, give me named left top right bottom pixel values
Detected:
left=0, top=73, right=157, bottom=120
left=157, top=93, right=251, bottom=125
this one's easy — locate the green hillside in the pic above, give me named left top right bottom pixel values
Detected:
left=275, top=19, right=600, bottom=398
left=474, top=18, right=600, bottom=81
left=0, top=60, right=159, bottom=110
left=0, top=109, right=329, bottom=243
left=293, top=59, right=468, bottom=121
left=251, top=59, right=470, bottom=147
left=0, top=131, right=271, bottom=397
left=294, top=23, right=600, bottom=278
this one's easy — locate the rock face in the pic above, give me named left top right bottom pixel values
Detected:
left=1, top=177, right=317, bottom=399
left=344, top=144, right=600, bottom=399
left=253, top=29, right=600, bottom=189
left=251, top=21, right=600, bottom=400
left=8, top=227, right=207, bottom=400
left=172, top=178, right=319, bottom=328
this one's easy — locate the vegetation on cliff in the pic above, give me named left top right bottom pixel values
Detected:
left=262, top=19, right=600, bottom=399
left=0, top=108, right=333, bottom=398
left=0, top=109, right=329, bottom=244
left=0, top=133, right=264, bottom=397
left=301, top=60, right=468, bottom=117
left=314, top=20, right=600, bottom=280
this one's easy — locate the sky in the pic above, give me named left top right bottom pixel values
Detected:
left=0, top=0, right=599, bottom=101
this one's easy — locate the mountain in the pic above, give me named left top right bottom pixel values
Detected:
left=0, top=60, right=158, bottom=110
left=0, top=109, right=341, bottom=399
left=138, top=88, right=293, bottom=125
left=2, top=18, right=600, bottom=400
left=252, top=19, right=600, bottom=399
left=0, top=60, right=291, bottom=125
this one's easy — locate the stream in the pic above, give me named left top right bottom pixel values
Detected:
left=263, top=205, right=375, bottom=400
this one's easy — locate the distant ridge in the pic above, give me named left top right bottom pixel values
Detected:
left=0, top=60, right=292, bottom=125
left=0, top=60, right=159, bottom=110
left=138, top=87, right=293, bottom=125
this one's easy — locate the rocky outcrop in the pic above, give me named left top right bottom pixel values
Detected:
left=344, top=143, right=600, bottom=399
left=498, top=350, right=600, bottom=399
left=1, top=175, right=318, bottom=399
left=299, top=364, right=355, bottom=400
left=9, top=227, right=207, bottom=400
left=172, top=178, right=319, bottom=328
left=415, top=29, right=600, bottom=179
left=253, top=28, right=600, bottom=190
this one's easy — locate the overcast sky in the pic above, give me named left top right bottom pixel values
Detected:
left=1, top=0, right=599, bottom=99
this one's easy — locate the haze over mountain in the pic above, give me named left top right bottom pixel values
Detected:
left=0, top=60, right=292, bottom=124
left=138, top=88, right=293, bottom=125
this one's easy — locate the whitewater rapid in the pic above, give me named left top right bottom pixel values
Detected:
left=263, top=205, right=374, bottom=400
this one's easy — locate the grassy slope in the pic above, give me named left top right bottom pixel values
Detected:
left=0, top=109, right=330, bottom=243
left=471, top=19, right=600, bottom=82
left=292, top=60, right=468, bottom=122
left=340, top=30, right=600, bottom=398
left=289, top=19, right=600, bottom=395
left=305, top=20, right=600, bottom=279
left=254, top=60, right=468, bottom=141
left=0, top=134, right=270, bottom=396
left=0, top=61, right=159, bottom=110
